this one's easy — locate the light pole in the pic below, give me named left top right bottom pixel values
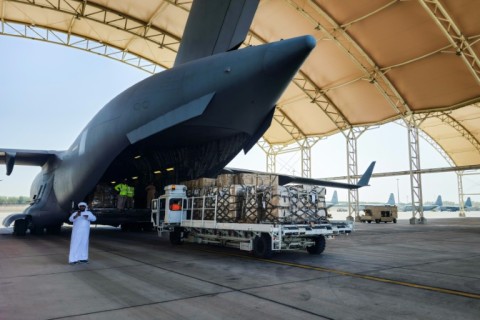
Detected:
left=396, top=178, right=400, bottom=205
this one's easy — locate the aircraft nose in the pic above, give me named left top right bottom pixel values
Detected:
left=263, top=35, right=316, bottom=76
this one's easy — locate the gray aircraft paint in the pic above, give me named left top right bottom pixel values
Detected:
left=1, top=0, right=373, bottom=232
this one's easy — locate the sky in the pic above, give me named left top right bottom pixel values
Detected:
left=1, top=36, right=479, bottom=204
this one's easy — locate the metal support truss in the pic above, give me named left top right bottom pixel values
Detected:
left=398, top=111, right=480, bottom=220
left=287, top=0, right=412, bottom=117
left=299, top=138, right=320, bottom=178
left=250, top=30, right=350, bottom=142
left=457, top=171, right=466, bottom=217
left=425, top=112, right=480, bottom=153
left=2, top=0, right=186, bottom=71
left=0, top=21, right=162, bottom=74
left=405, top=116, right=427, bottom=224
left=257, top=138, right=284, bottom=173
left=420, top=0, right=480, bottom=84
left=418, top=128, right=455, bottom=167
left=344, top=127, right=367, bottom=221
left=257, top=137, right=321, bottom=178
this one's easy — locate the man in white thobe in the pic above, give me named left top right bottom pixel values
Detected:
left=68, top=202, right=96, bottom=264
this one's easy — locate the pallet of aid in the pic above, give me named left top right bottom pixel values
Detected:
left=181, top=174, right=328, bottom=224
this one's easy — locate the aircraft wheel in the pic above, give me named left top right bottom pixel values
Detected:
left=13, top=219, right=27, bottom=236
left=252, top=233, right=273, bottom=258
left=169, top=227, right=183, bottom=245
left=306, top=235, right=326, bottom=255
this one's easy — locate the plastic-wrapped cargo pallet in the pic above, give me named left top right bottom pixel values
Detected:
left=182, top=174, right=328, bottom=224
left=91, top=184, right=117, bottom=208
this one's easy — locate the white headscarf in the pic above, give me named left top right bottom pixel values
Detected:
left=78, top=202, right=88, bottom=208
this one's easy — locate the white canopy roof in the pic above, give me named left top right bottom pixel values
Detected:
left=1, top=0, right=479, bottom=166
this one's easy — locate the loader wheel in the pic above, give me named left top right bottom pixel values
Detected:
left=13, top=219, right=27, bottom=236
left=253, top=233, right=273, bottom=258
left=306, top=235, right=326, bottom=255
left=169, top=227, right=183, bottom=245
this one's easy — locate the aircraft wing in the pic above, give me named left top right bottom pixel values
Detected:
left=174, top=0, right=260, bottom=66
left=0, top=149, right=62, bottom=175
left=223, top=161, right=376, bottom=190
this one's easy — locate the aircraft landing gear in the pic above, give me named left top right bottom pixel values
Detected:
left=13, top=219, right=27, bottom=236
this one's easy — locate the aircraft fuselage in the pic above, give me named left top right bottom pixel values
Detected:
left=25, top=35, right=316, bottom=229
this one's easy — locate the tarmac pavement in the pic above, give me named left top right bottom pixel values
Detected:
left=1, top=214, right=480, bottom=319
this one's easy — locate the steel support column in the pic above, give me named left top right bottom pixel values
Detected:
left=257, top=138, right=278, bottom=173
left=266, top=150, right=276, bottom=173
left=299, top=138, right=319, bottom=178
left=406, top=119, right=426, bottom=224
left=457, top=172, right=466, bottom=217
left=300, top=143, right=311, bottom=178
left=345, top=128, right=367, bottom=221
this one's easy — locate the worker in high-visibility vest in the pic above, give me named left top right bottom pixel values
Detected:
left=126, top=184, right=135, bottom=209
left=114, top=180, right=129, bottom=210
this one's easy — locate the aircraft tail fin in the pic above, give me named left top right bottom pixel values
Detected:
left=357, top=161, right=376, bottom=187
left=435, top=195, right=443, bottom=206
left=387, top=193, right=395, bottom=205
left=465, top=197, right=472, bottom=208
left=174, top=0, right=260, bottom=66
left=331, top=190, right=338, bottom=205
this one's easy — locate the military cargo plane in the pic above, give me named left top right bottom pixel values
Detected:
left=1, top=0, right=374, bottom=236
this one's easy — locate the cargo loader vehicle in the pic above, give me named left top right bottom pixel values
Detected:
left=151, top=184, right=353, bottom=258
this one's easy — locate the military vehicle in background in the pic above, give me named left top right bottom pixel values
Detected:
left=360, top=205, right=398, bottom=224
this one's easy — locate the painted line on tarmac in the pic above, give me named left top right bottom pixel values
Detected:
left=197, top=247, right=480, bottom=300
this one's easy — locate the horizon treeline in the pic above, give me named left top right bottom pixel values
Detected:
left=0, top=196, right=30, bottom=205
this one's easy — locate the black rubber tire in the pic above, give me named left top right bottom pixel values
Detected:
left=169, top=227, right=183, bottom=245
left=375, top=219, right=380, bottom=224
left=306, top=235, right=326, bottom=255
left=367, top=220, right=372, bottom=224
left=252, top=233, right=273, bottom=258
left=13, top=219, right=27, bottom=236
left=393, top=218, right=397, bottom=224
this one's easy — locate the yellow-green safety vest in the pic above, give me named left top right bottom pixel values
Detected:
left=115, top=183, right=129, bottom=196
left=127, top=186, right=135, bottom=198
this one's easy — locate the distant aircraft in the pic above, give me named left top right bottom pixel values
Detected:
left=326, top=190, right=339, bottom=209
left=386, top=193, right=395, bottom=206
left=332, top=192, right=394, bottom=211
left=1, top=0, right=374, bottom=236
left=436, top=196, right=473, bottom=212
left=401, top=195, right=442, bottom=212
left=464, top=197, right=480, bottom=211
